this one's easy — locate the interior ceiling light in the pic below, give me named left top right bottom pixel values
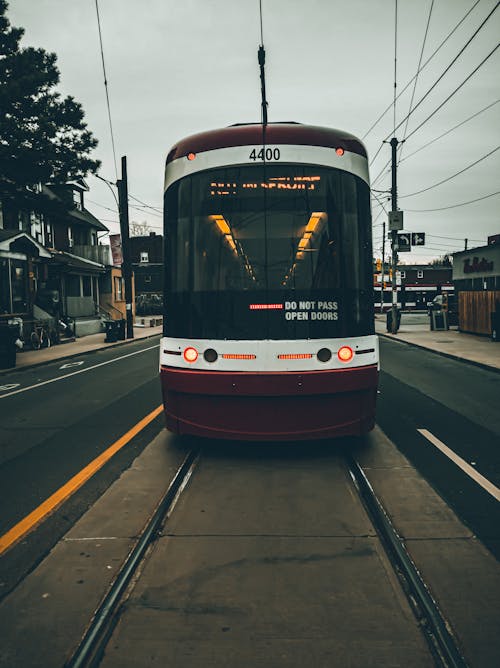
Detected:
left=211, top=215, right=231, bottom=235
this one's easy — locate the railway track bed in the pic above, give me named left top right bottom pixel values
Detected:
left=1, top=428, right=499, bottom=668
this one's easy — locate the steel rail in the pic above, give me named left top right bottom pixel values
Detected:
left=66, top=449, right=199, bottom=668
left=347, top=455, right=468, bottom=668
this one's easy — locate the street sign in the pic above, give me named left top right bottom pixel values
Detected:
left=389, top=211, right=404, bottom=231
left=397, top=233, right=411, bottom=252
left=411, top=232, right=426, bottom=246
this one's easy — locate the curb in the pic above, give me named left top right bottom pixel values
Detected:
left=378, top=332, right=500, bottom=375
left=0, top=331, right=162, bottom=377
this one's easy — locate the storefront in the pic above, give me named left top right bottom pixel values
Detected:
left=453, top=240, right=500, bottom=335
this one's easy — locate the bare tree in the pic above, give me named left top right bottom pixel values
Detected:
left=129, top=220, right=151, bottom=237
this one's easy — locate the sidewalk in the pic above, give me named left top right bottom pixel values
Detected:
left=0, top=324, right=163, bottom=375
left=375, top=313, right=500, bottom=373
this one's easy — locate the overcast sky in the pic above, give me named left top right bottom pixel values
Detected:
left=7, top=0, right=500, bottom=262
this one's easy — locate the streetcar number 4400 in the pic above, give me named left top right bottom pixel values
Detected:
left=249, top=147, right=281, bottom=161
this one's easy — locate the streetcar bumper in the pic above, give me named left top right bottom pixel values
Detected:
left=160, top=365, right=378, bottom=441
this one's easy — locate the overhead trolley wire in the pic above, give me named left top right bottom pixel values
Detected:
left=399, top=0, right=435, bottom=162
left=403, top=42, right=500, bottom=143
left=382, top=2, right=500, bottom=145
left=370, top=38, right=499, bottom=171
left=405, top=190, right=500, bottom=211
left=127, top=193, right=163, bottom=214
left=400, top=145, right=500, bottom=198
left=400, top=99, right=500, bottom=162
left=362, top=0, right=482, bottom=141
left=94, top=0, right=118, bottom=181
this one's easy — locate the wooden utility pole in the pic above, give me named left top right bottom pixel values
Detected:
left=390, top=137, right=399, bottom=334
left=381, top=220, right=386, bottom=313
left=117, top=156, right=134, bottom=339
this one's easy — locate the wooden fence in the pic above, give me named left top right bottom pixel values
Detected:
left=458, top=290, right=500, bottom=335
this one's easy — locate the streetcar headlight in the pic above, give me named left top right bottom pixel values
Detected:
left=183, top=347, right=199, bottom=363
left=187, top=152, right=196, bottom=161
left=337, top=346, right=354, bottom=363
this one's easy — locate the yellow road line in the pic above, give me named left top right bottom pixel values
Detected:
left=0, top=404, right=164, bottom=556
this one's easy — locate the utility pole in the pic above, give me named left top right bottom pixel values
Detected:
left=381, top=220, right=386, bottom=313
left=390, top=137, right=399, bottom=334
left=464, top=238, right=468, bottom=251
left=117, top=156, right=134, bottom=339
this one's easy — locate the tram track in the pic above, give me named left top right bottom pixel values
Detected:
left=347, top=455, right=468, bottom=668
left=66, top=444, right=468, bottom=668
left=66, top=449, right=200, bottom=668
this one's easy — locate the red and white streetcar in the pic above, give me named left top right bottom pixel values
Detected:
left=160, top=122, right=378, bottom=440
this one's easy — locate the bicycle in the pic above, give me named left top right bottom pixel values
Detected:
left=30, top=320, right=51, bottom=350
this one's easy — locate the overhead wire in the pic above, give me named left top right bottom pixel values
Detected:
left=399, top=0, right=434, bottom=162
left=94, top=0, right=118, bottom=181
left=399, top=145, right=499, bottom=197
left=403, top=42, right=500, bottom=143
left=405, top=190, right=500, bottom=211
left=382, top=2, right=500, bottom=144
left=399, top=99, right=500, bottom=162
left=362, top=0, right=482, bottom=141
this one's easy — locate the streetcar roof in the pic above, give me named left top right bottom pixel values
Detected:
left=166, top=123, right=367, bottom=164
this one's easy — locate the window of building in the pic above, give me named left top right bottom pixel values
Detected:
left=66, top=274, right=80, bottom=297
left=68, top=226, right=74, bottom=248
left=114, top=276, right=124, bottom=301
left=45, top=221, right=54, bottom=247
left=140, top=251, right=149, bottom=263
left=30, top=212, right=44, bottom=244
left=417, top=270, right=424, bottom=279
left=73, top=190, right=82, bottom=210
left=82, top=275, right=92, bottom=297
left=11, top=260, right=27, bottom=312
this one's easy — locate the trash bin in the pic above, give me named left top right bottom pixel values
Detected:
left=104, top=320, right=119, bottom=343
left=492, top=312, right=500, bottom=342
left=386, top=308, right=401, bottom=333
left=0, top=323, right=18, bottom=369
left=116, top=319, right=126, bottom=341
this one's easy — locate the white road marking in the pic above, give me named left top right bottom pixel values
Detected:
left=60, top=361, right=85, bottom=369
left=0, top=344, right=159, bottom=399
left=0, top=383, right=20, bottom=392
left=417, top=428, right=500, bottom=502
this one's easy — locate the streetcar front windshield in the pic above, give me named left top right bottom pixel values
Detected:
left=164, top=164, right=373, bottom=339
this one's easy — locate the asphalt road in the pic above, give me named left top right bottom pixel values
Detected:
left=377, top=335, right=500, bottom=559
left=0, top=335, right=164, bottom=598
